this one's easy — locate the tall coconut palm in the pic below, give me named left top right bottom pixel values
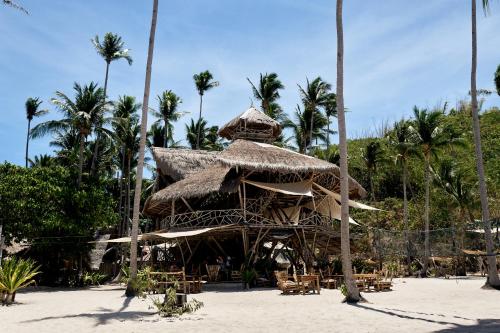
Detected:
left=193, top=70, right=219, bottom=149
left=114, top=96, right=141, bottom=235
left=324, top=93, right=337, bottom=150
left=362, top=141, right=385, bottom=201
left=151, top=90, right=184, bottom=148
left=410, top=106, right=461, bottom=277
left=127, top=0, right=158, bottom=297
left=186, top=118, right=208, bottom=149
left=470, top=0, right=500, bottom=287
left=30, top=82, right=108, bottom=186
left=336, top=0, right=360, bottom=302
left=247, top=73, right=285, bottom=120
left=283, top=105, right=328, bottom=153
left=91, top=32, right=133, bottom=175
left=25, top=97, right=48, bottom=167
left=388, top=119, right=417, bottom=271
left=298, top=77, right=331, bottom=154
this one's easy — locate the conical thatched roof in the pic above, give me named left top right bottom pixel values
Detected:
left=219, top=140, right=336, bottom=173
left=218, top=107, right=281, bottom=142
left=152, top=147, right=218, bottom=181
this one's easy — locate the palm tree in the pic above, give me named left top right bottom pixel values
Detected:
left=387, top=119, right=417, bottom=271
left=298, top=77, right=331, bottom=153
left=336, top=0, right=360, bottom=302
left=283, top=105, right=329, bottom=153
left=151, top=90, right=184, bottom=148
left=186, top=118, right=208, bottom=149
left=362, top=141, right=385, bottom=201
left=495, top=65, right=500, bottom=96
left=28, top=154, right=56, bottom=168
left=434, top=159, right=476, bottom=276
left=25, top=97, right=48, bottom=167
left=193, top=70, right=219, bottom=149
left=91, top=32, right=133, bottom=175
left=2, top=0, right=28, bottom=13
left=247, top=73, right=285, bottom=119
left=30, top=82, right=108, bottom=186
left=127, top=0, right=158, bottom=297
left=114, top=96, right=141, bottom=235
left=324, top=93, right=337, bottom=150
left=410, top=106, right=461, bottom=277
left=470, top=0, right=500, bottom=287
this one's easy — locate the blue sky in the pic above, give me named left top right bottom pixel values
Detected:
left=1, top=0, right=500, bottom=168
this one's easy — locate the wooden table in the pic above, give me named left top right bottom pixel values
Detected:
left=297, top=274, right=321, bottom=295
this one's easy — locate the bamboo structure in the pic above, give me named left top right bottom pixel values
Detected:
left=143, top=107, right=371, bottom=271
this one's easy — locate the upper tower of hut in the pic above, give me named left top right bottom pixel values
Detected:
left=218, top=107, right=281, bottom=143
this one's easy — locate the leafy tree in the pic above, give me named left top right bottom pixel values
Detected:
left=298, top=77, right=331, bottom=153
left=362, top=141, right=386, bottom=201
left=193, top=70, right=219, bottom=149
left=30, top=82, right=109, bottom=186
left=24, top=97, right=48, bottom=167
left=28, top=154, right=56, bottom=168
left=410, top=106, right=463, bottom=276
left=387, top=119, right=417, bottom=270
left=247, top=73, right=285, bottom=121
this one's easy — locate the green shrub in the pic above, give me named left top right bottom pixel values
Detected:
left=339, top=283, right=348, bottom=297
left=150, top=281, right=203, bottom=317
left=82, top=271, right=107, bottom=286
left=0, top=257, right=41, bottom=305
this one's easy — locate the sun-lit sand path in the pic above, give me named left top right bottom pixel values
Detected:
left=1, top=277, right=499, bottom=333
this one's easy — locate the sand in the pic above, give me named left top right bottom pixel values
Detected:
left=1, top=277, right=499, bottom=333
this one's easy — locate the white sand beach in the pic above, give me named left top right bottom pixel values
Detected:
left=1, top=277, right=499, bottom=333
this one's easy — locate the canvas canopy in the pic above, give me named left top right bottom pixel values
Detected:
left=93, top=226, right=229, bottom=243
left=313, top=183, right=380, bottom=211
left=304, top=195, right=359, bottom=225
left=243, top=179, right=313, bottom=197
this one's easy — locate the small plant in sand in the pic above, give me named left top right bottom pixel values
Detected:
left=82, top=271, right=108, bottom=286
left=339, top=283, right=348, bottom=297
left=150, top=279, right=203, bottom=317
left=125, top=266, right=152, bottom=297
left=241, top=269, right=257, bottom=289
left=0, top=257, right=41, bottom=305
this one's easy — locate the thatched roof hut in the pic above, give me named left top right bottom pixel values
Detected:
left=152, top=147, right=218, bottom=181
left=218, top=107, right=281, bottom=142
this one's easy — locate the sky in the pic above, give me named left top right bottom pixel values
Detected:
left=1, top=0, right=500, bottom=168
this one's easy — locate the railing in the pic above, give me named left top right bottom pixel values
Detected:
left=159, top=209, right=336, bottom=230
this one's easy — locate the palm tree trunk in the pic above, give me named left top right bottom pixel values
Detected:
left=369, top=171, right=375, bottom=201
left=196, top=94, right=203, bottom=150
left=403, top=161, right=411, bottom=273
left=336, top=0, right=360, bottom=303
left=421, top=156, right=430, bottom=277
left=308, top=105, right=315, bottom=154
left=126, top=156, right=131, bottom=236
left=326, top=115, right=330, bottom=150
left=77, top=132, right=85, bottom=187
left=470, top=0, right=500, bottom=287
left=127, top=0, right=158, bottom=297
left=164, top=118, right=169, bottom=148
left=90, top=62, right=110, bottom=177
left=118, top=146, right=126, bottom=236
left=25, top=119, right=31, bottom=168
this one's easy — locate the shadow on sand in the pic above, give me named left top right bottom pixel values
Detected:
left=20, top=296, right=155, bottom=327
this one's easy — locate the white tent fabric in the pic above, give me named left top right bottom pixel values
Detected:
left=243, top=179, right=313, bottom=197
left=154, top=227, right=220, bottom=239
left=304, top=196, right=359, bottom=225
left=313, top=183, right=380, bottom=211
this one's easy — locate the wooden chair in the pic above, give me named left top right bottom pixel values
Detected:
left=298, top=274, right=321, bottom=295
left=319, top=269, right=337, bottom=289
left=374, top=272, right=392, bottom=292
left=275, top=271, right=300, bottom=294
left=206, top=264, right=220, bottom=282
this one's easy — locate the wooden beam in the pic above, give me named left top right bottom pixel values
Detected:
left=186, top=240, right=202, bottom=265
left=181, top=197, right=195, bottom=212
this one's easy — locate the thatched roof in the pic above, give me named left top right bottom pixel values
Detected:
left=219, top=140, right=336, bottom=173
left=152, top=147, right=218, bottom=181
left=218, top=107, right=281, bottom=141
left=144, top=166, right=238, bottom=215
